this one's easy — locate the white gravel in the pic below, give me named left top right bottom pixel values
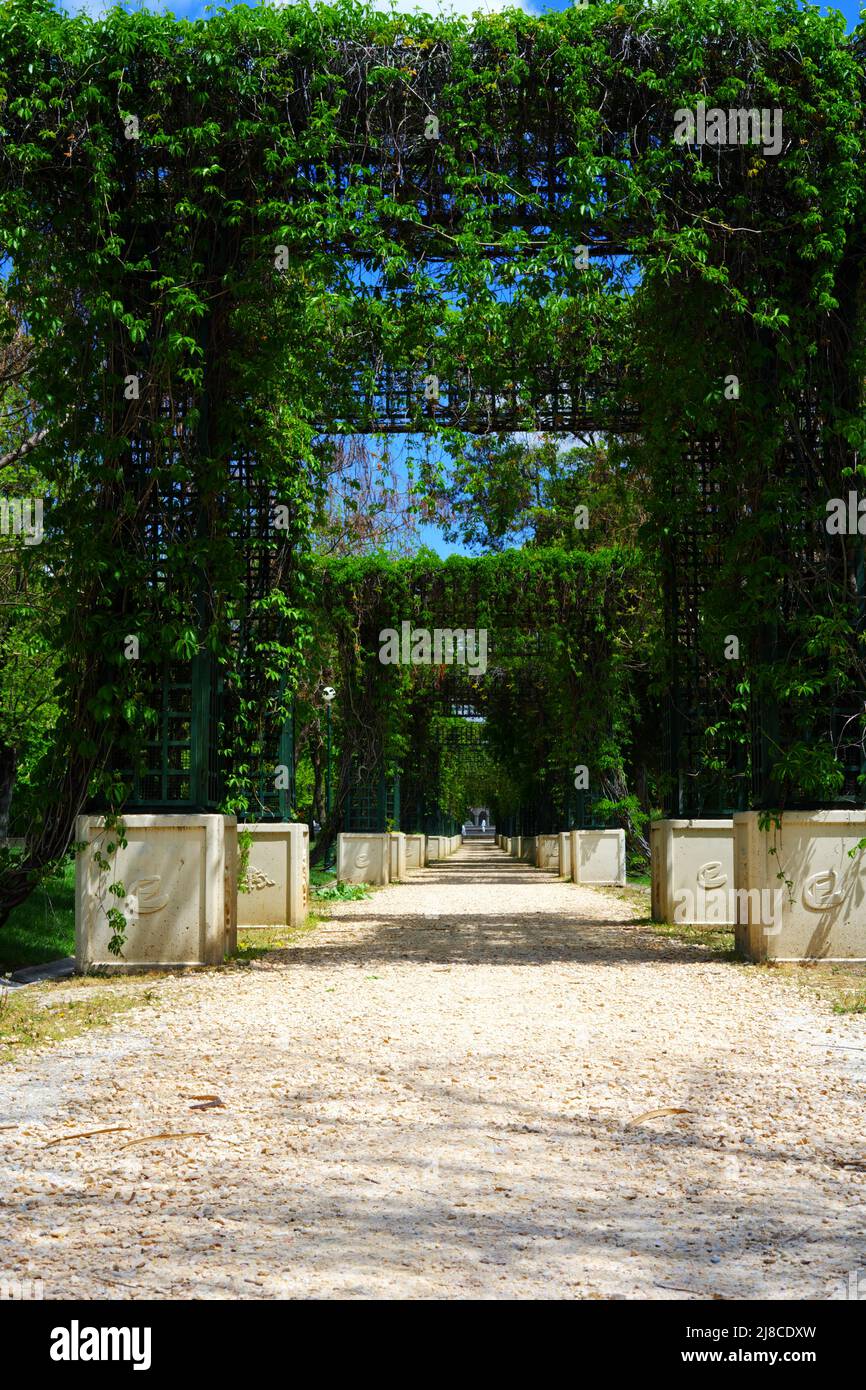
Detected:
left=1, top=839, right=864, bottom=1300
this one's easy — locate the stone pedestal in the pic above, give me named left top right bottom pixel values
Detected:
left=520, top=835, right=537, bottom=863
left=734, top=811, right=866, bottom=961
left=510, top=837, right=522, bottom=859
left=389, top=831, right=407, bottom=881
left=225, top=818, right=238, bottom=954
left=405, top=833, right=425, bottom=869
left=558, top=832, right=571, bottom=878
left=426, top=835, right=443, bottom=861
left=75, top=813, right=233, bottom=972
left=337, top=832, right=390, bottom=884
left=536, top=834, right=559, bottom=871
left=650, top=819, right=735, bottom=925
left=236, top=822, right=309, bottom=929
left=571, top=828, right=626, bottom=885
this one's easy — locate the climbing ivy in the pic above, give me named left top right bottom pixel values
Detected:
left=309, top=545, right=652, bottom=846
left=0, top=0, right=864, bottom=923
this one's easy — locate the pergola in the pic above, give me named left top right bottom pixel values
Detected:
left=2, top=1, right=864, bottom=878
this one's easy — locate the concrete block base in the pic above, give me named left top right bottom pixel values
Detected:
left=426, top=834, right=460, bottom=860
left=236, top=822, right=309, bottom=929
left=650, top=819, right=735, bottom=926
left=405, top=833, right=425, bottom=869
left=734, top=811, right=866, bottom=961
left=75, top=814, right=233, bottom=972
left=558, top=831, right=571, bottom=879
left=338, top=832, right=390, bottom=884
left=536, top=834, right=559, bottom=871
left=571, top=829, right=626, bottom=885
left=389, top=831, right=407, bottom=882
left=225, top=822, right=238, bottom=956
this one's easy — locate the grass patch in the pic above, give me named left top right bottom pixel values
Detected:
left=759, top=959, right=866, bottom=1015
left=833, top=990, right=866, bottom=1015
left=310, top=866, right=337, bottom=887
left=0, top=978, right=157, bottom=1064
left=651, top=920, right=737, bottom=959
left=603, top=880, right=652, bottom=920
left=0, top=860, right=75, bottom=972
left=233, top=913, right=322, bottom=961
left=610, top=880, right=738, bottom=959
left=311, top=881, right=371, bottom=902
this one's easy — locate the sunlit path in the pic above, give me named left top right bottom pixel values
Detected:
left=1, top=841, right=864, bottom=1301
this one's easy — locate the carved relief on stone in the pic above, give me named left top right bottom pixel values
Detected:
left=121, top=876, right=169, bottom=923
left=803, top=869, right=844, bottom=912
left=696, top=861, right=727, bottom=890
left=242, top=865, right=276, bottom=893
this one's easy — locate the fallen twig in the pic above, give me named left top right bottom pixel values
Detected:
left=44, top=1125, right=130, bottom=1147
left=122, top=1132, right=207, bottom=1147
left=627, top=1107, right=692, bottom=1128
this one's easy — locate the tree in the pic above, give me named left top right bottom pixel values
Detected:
left=0, top=303, right=59, bottom=841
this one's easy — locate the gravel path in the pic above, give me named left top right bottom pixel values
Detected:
left=1, top=839, right=864, bottom=1301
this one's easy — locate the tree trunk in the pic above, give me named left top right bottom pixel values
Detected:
left=310, top=748, right=351, bottom=868
left=0, top=742, right=15, bottom=842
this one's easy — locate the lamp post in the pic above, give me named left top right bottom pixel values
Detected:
left=321, top=686, right=337, bottom=871
left=322, top=685, right=336, bottom=818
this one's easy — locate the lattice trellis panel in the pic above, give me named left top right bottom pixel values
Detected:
left=661, top=436, right=748, bottom=817
left=343, top=765, right=400, bottom=832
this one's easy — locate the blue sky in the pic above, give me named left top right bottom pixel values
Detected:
left=53, top=0, right=864, bottom=557
left=61, top=0, right=865, bottom=26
